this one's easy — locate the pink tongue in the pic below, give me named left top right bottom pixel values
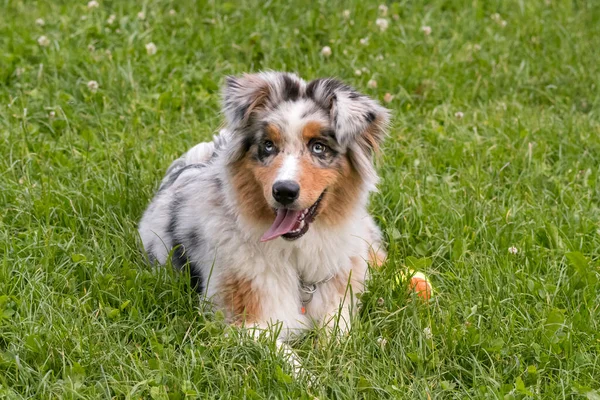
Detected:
left=261, top=209, right=302, bottom=242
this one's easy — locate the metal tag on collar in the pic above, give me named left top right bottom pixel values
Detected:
left=300, top=282, right=317, bottom=305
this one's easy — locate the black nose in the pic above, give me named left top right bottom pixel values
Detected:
left=272, top=180, right=300, bottom=206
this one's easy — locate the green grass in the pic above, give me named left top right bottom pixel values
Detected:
left=1, top=0, right=600, bottom=398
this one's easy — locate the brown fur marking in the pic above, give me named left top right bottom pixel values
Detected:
left=221, top=274, right=261, bottom=323
left=299, top=119, right=366, bottom=224
left=297, top=155, right=339, bottom=209
left=302, top=121, right=325, bottom=141
left=300, top=120, right=365, bottom=224
left=230, top=155, right=277, bottom=224
left=317, top=157, right=363, bottom=225
left=265, top=123, right=282, bottom=146
left=253, top=156, right=284, bottom=210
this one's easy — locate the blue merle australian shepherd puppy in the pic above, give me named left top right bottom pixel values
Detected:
left=139, top=72, right=389, bottom=347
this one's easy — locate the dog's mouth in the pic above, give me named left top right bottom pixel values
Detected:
left=260, top=194, right=324, bottom=242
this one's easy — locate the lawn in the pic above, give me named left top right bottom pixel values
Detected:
left=1, top=0, right=599, bottom=398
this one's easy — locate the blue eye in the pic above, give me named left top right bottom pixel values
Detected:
left=311, top=142, right=327, bottom=154
left=264, top=141, right=275, bottom=153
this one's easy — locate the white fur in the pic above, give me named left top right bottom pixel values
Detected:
left=276, top=155, right=299, bottom=182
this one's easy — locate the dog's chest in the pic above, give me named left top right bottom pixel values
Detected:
left=288, top=228, right=359, bottom=283
left=288, top=246, right=343, bottom=283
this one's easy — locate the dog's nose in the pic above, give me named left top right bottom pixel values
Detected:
left=272, top=181, right=300, bottom=206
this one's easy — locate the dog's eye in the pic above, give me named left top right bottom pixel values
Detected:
left=311, top=142, right=327, bottom=154
left=264, top=141, right=275, bottom=153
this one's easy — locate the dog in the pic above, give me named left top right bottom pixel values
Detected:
left=139, top=72, right=389, bottom=353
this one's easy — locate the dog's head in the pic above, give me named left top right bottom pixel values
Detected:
left=223, top=72, right=389, bottom=242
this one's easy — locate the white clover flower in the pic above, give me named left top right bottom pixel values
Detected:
left=169, top=9, right=176, bottom=16
left=508, top=246, right=518, bottom=255
left=378, top=4, right=388, bottom=16
left=354, top=69, right=362, bottom=76
left=384, top=93, right=393, bottom=103
left=37, top=35, right=50, bottom=47
left=107, top=14, right=116, bottom=24
left=145, top=42, right=157, bottom=55
left=455, top=111, right=464, bottom=119
left=321, top=46, right=332, bottom=57
left=343, top=9, right=351, bottom=19
left=367, top=79, right=377, bottom=88
left=377, top=336, right=388, bottom=347
left=87, top=0, right=99, bottom=9
left=423, top=327, right=433, bottom=340
left=491, top=15, right=508, bottom=27
left=35, top=18, right=45, bottom=26
left=49, top=111, right=56, bottom=119
left=87, top=44, right=95, bottom=52
left=421, top=25, right=432, bottom=35
left=137, top=11, right=145, bottom=20
left=359, top=37, right=369, bottom=45
left=87, top=80, right=99, bottom=93
left=376, top=18, right=389, bottom=32
left=375, top=54, right=384, bottom=61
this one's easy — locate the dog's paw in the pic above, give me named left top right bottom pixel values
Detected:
left=276, top=340, right=318, bottom=385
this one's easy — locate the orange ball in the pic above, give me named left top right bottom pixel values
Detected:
left=409, top=273, right=433, bottom=300
left=395, top=270, right=433, bottom=300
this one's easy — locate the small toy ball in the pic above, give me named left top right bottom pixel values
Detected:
left=394, top=269, right=433, bottom=300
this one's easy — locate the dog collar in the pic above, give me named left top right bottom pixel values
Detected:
left=299, top=275, right=333, bottom=314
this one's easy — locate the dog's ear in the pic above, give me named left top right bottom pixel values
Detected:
left=306, top=78, right=389, bottom=151
left=222, top=72, right=304, bottom=132
left=306, top=78, right=390, bottom=189
left=222, top=74, right=271, bottom=131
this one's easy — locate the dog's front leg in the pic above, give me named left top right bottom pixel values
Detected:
left=312, top=256, right=368, bottom=337
left=319, top=282, right=356, bottom=337
left=219, top=274, right=311, bottom=380
left=317, top=245, right=387, bottom=337
left=232, top=320, right=310, bottom=381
